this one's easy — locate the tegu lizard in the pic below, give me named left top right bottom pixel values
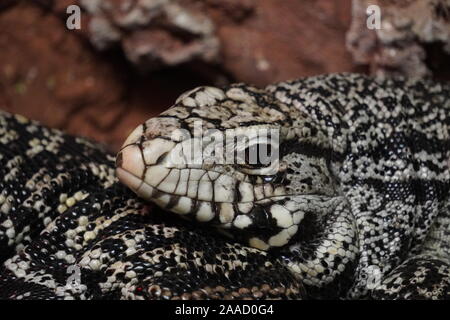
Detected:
left=117, top=73, right=450, bottom=299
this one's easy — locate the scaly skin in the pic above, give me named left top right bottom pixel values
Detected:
left=117, top=73, right=450, bottom=299
left=0, top=73, right=448, bottom=299
left=0, top=111, right=304, bottom=300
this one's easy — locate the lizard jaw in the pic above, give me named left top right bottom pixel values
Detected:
left=116, top=140, right=308, bottom=250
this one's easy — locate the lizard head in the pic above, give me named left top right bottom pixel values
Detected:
left=116, top=84, right=338, bottom=250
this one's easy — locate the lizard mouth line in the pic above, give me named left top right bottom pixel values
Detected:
left=116, top=167, right=307, bottom=248
left=117, top=166, right=292, bottom=204
left=116, top=167, right=336, bottom=205
left=117, top=167, right=332, bottom=206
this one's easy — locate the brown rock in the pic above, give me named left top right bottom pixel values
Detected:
left=36, top=0, right=357, bottom=86
left=347, top=0, right=450, bottom=79
left=215, top=0, right=357, bottom=86
left=0, top=2, right=146, bottom=150
left=79, top=0, right=221, bottom=70
left=1, top=0, right=360, bottom=151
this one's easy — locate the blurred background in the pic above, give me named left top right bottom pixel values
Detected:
left=1, top=0, right=449, bottom=151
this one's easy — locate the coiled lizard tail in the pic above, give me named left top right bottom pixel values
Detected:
left=116, top=84, right=343, bottom=251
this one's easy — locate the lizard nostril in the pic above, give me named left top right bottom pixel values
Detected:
left=116, top=151, right=123, bottom=168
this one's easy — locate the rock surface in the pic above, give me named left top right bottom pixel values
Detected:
left=0, top=0, right=358, bottom=150
left=0, top=1, right=215, bottom=150
left=41, top=0, right=358, bottom=86
left=347, top=0, right=450, bottom=79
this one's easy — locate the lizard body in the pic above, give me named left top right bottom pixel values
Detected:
left=0, top=73, right=448, bottom=299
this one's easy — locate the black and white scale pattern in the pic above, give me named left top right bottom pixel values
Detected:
left=0, top=73, right=449, bottom=299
